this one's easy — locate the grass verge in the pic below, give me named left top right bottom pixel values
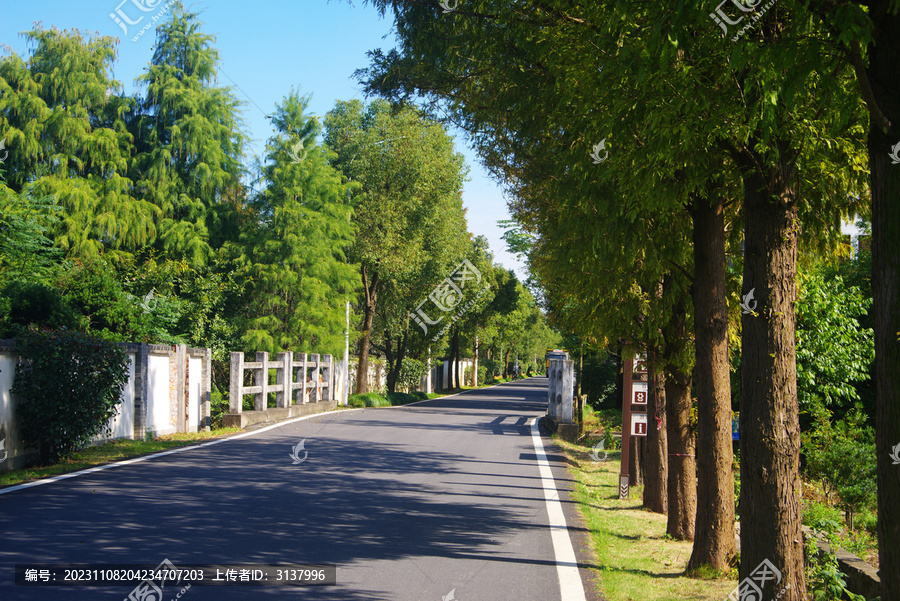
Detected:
left=0, top=427, right=241, bottom=489
left=553, top=433, right=739, bottom=601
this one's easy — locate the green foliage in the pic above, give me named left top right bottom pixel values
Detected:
left=580, top=348, right=619, bottom=410
left=396, top=358, right=427, bottom=391
left=12, top=328, right=130, bottom=464
left=209, top=388, right=229, bottom=429
left=796, top=269, right=874, bottom=412
left=0, top=281, right=79, bottom=337
left=802, top=405, right=877, bottom=529
left=805, top=530, right=867, bottom=601
left=348, top=392, right=392, bottom=408
left=802, top=501, right=845, bottom=535
left=0, top=188, right=64, bottom=283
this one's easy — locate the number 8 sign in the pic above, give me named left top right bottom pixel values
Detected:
left=632, top=381, right=648, bottom=405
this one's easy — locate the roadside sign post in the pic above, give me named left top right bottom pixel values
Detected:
left=619, top=349, right=648, bottom=499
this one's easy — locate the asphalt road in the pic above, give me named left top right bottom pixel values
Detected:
left=0, top=378, right=600, bottom=601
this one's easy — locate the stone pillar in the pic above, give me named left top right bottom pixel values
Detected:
left=276, top=351, right=292, bottom=408
left=255, top=352, right=269, bottom=411
left=310, top=354, right=320, bottom=403
left=229, top=351, right=244, bottom=414
left=175, top=344, right=187, bottom=433
left=200, top=348, right=212, bottom=431
left=322, top=355, right=332, bottom=402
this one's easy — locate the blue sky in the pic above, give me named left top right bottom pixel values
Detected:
left=0, top=0, right=525, bottom=276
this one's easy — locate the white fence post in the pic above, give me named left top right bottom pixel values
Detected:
left=229, top=351, right=244, bottom=414
left=276, top=351, right=292, bottom=408
left=254, top=352, right=269, bottom=411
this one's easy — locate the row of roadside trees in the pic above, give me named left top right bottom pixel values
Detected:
left=353, top=0, right=898, bottom=598
left=0, top=3, right=555, bottom=409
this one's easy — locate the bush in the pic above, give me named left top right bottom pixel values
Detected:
left=397, top=358, right=428, bottom=392
left=802, top=501, right=844, bottom=535
left=210, top=388, right=230, bottom=429
left=0, top=281, right=79, bottom=337
left=387, top=391, right=422, bottom=405
left=476, top=364, right=487, bottom=386
left=348, top=393, right=392, bottom=408
left=12, top=328, right=130, bottom=464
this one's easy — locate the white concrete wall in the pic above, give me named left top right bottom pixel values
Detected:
left=148, top=352, right=174, bottom=436
left=188, top=355, right=201, bottom=430
left=101, top=352, right=136, bottom=441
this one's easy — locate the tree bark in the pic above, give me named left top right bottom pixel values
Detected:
left=451, top=328, right=460, bottom=389
left=738, top=153, right=805, bottom=598
left=867, top=5, right=900, bottom=596
left=643, top=349, right=668, bottom=514
left=688, top=194, right=736, bottom=571
left=629, top=435, right=643, bottom=486
left=665, top=362, right=695, bottom=541
left=663, top=295, right=696, bottom=541
left=356, top=266, right=378, bottom=394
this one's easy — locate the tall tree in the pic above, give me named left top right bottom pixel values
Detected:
left=239, top=90, right=359, bottom=355
left=324, top=99, right=468, bottom=392
left=132, top=2, right=246, bottom=266
left=0, top=25, right=157, bottom=257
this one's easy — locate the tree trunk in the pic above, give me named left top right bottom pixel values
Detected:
left=355, top=266, right=378, bottom=394
left=629, top=435, right=643, bottom=486
left=867, top=6, right=900, bottom=598
left=384, top=331, right=408, bottom=393
left=688, top=194, right=736, bottom=571
left=738, top=156, right=805, bottom=598
left=451, top=328, right=460, bottom=389
left=643, top=350, right=668, bottom=514
left=665, top=363, right=695, bottom=541
left=503, top=347, right=511, bottom=378
left=663, top=290, right=696, bottom=541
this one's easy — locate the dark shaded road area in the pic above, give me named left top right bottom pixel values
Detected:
left=0, top=378, right=596, bottom=601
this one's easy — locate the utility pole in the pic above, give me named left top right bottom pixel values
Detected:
left=342, top=299, right=350, bottom=405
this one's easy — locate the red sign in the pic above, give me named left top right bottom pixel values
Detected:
left=631, top=413, right=648, bottom=437
left=632, top=381, right=648, bottom=405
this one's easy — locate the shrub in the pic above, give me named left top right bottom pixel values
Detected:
left=386, top=391, right=421, bottom=405
left=12, top=328, right=130, bottom=464
left=348, top=393, right=392, bottom=408
left=476, top=365, right=487, bottom=386
left=397, top=358, right=428, bottom=392
left=0, top=281, right=79, bottom=337
left=210, top=388, right=230, bottom=428
left=802, top=501, right=844, bottom=535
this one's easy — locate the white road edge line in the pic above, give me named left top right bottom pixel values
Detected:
left=530, top=416, right=587, bottom=601
left=0, top=409, right=343, bottom=497
left=0, top=381, right=524, bottom=497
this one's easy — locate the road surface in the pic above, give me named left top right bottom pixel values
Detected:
left=0, top=378, right=599, bottom=600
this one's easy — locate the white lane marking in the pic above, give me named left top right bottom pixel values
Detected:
left=0, top=409, right=352, bottom=497
left=530, top=416, right=587, bottom=601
